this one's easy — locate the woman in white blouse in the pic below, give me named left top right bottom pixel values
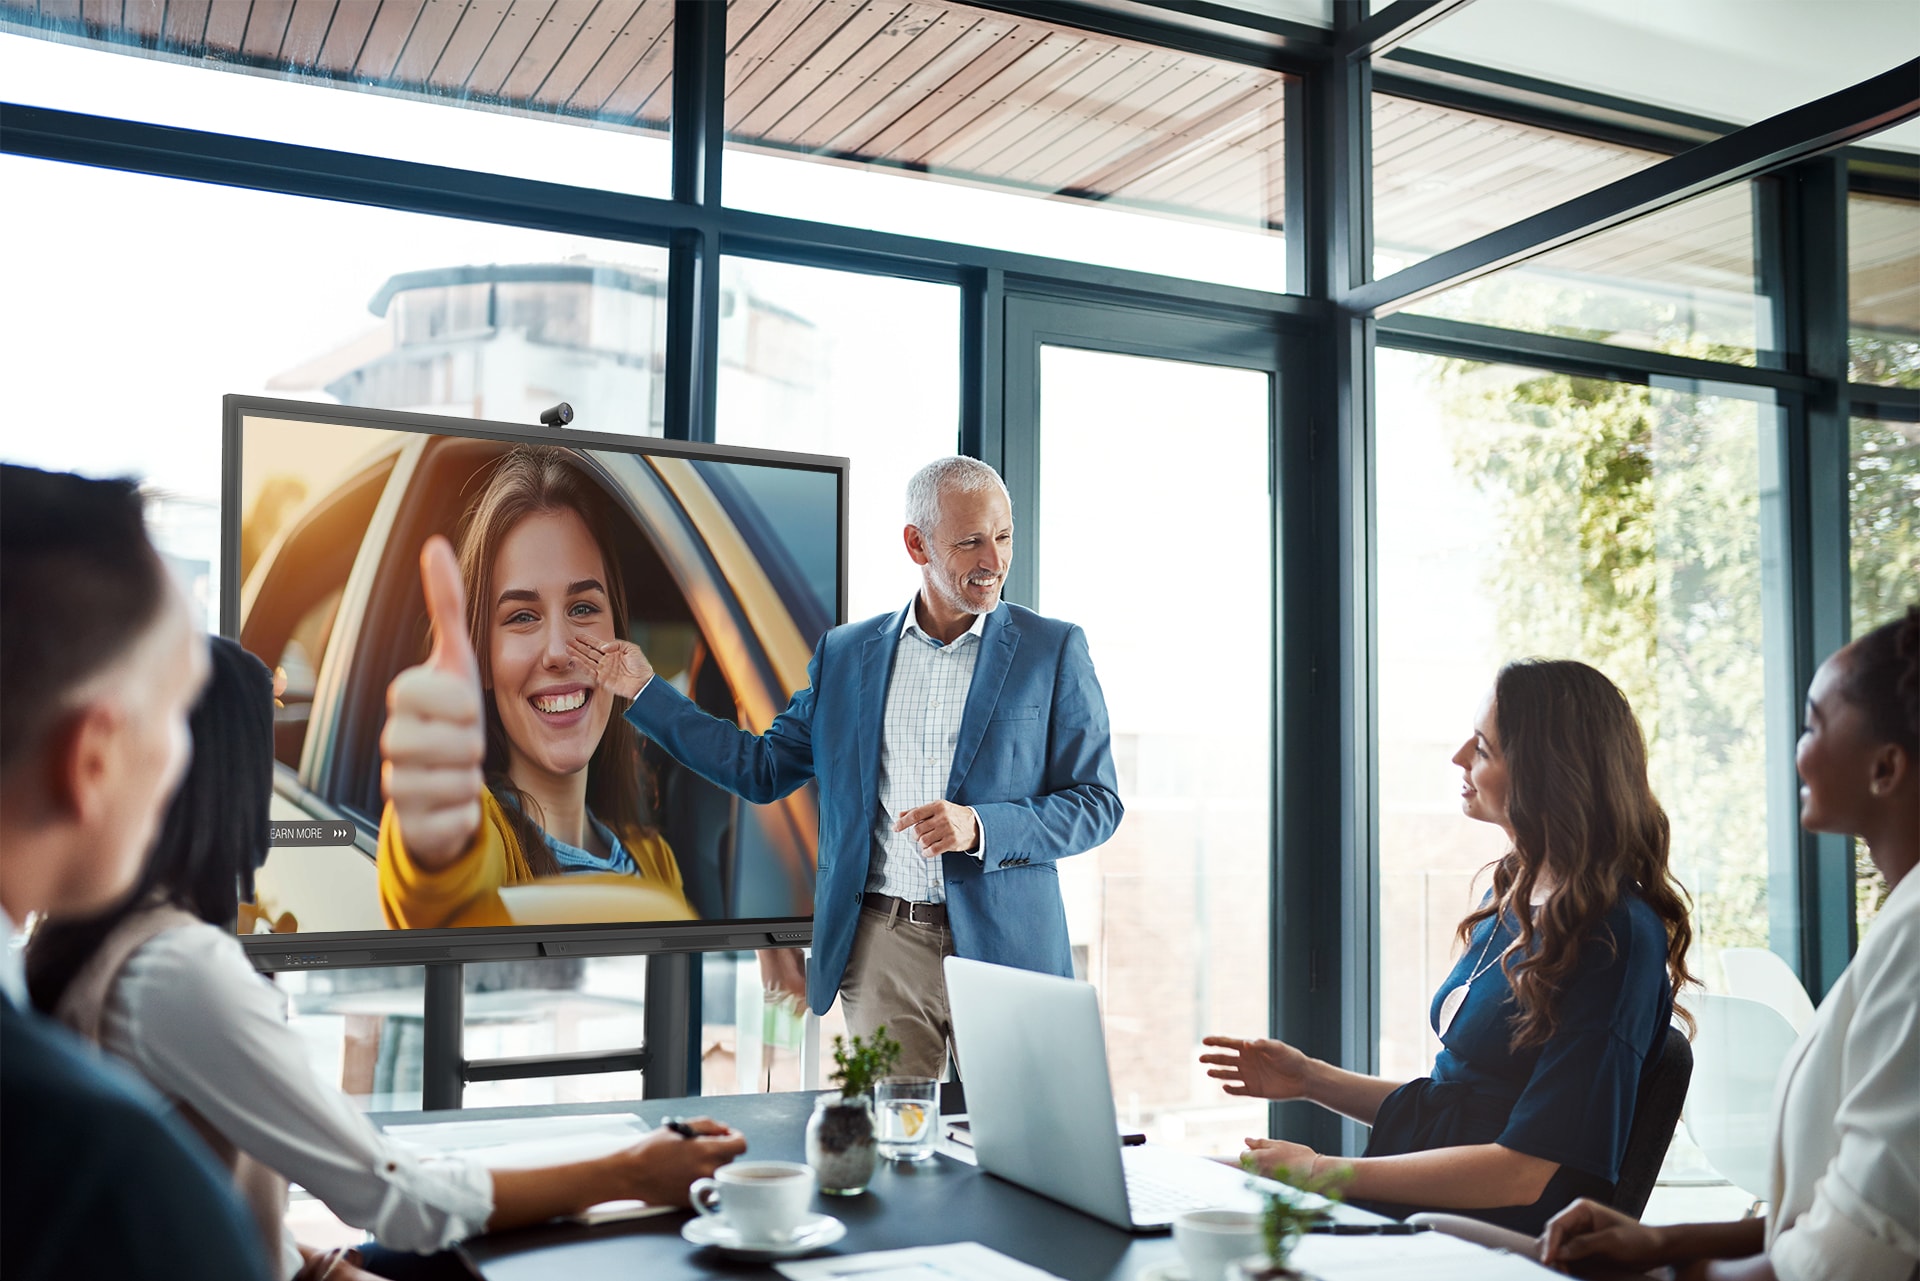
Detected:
left=1540, top=606, right=1920, bottom=1281
left=26, top=637, right=746, bottom=1280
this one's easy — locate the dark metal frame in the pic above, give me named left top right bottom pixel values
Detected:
left=3, top=0, right=1912, bottom=1112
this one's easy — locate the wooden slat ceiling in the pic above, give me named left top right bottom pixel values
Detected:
left=722, top=0, right=1288, bottom=230
left=3, top=0, right=1290, bottom=231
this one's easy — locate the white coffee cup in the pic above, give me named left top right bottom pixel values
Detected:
left=1172, top=1208, right=1264, bottom=1281
left=689, top=1160, right=815, bottom=1245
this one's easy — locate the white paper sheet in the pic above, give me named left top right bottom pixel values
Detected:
left=776, top=1243, right=1066, bottom=1281
left=1289, top=1230, right=1559, bottom=1278
left=383, top=1112, right=672, bottom=1223
left=383, top=1112, right=650, bottom=1167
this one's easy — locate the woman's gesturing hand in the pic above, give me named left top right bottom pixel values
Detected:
left=1199, top=1035, right=1316, bottom=1102
left=569, top=636, right=655, bottom=702
left=381, top=537, right=485, bottom=871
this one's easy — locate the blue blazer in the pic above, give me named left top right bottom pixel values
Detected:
left=626, top=600, right=1124, bottom=1014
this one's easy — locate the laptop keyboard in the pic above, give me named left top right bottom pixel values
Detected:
left=1124, top=1165, right=1225, bottom=1224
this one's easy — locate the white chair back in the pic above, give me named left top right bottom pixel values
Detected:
left=1684, top=993, right=1801, bottom=1201
left=1720, top=947, right=1817, bottom=1035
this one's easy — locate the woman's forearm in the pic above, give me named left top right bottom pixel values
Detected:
left=487, top=1159, right=615, bottom=1231
left=1321, top=1143, right=1557, bottom=1209
left=1302, top=1059, right=1405, bottom=1126
left=1652, top=1220, right=1769, bottom=1264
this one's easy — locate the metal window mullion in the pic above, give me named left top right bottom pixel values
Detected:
left=1271, top=0, right=1374, bottom=1157
left=664, top=0, right=726, bottom=446
left=1782, top=156, right=1857, bottom=996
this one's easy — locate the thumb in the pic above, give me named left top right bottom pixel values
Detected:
left=419, top=536, right=477, bottom=680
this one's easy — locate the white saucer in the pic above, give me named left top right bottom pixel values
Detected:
left=680, top=1211, right=846, bottom=1259
left=1135, top=1265, right=1188, bottom=1281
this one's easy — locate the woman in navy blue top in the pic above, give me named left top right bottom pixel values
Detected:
left=1202, top=659, right=1696, bottom=1234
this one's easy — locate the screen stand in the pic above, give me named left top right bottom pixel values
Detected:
left=421, top=962, right=466, bottom=1112
left=416, top=957, right=694, bottom=1111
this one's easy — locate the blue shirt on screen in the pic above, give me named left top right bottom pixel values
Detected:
left=500, top=793, right=639, bottom=878
left=542, top=811, right=637, bottom=878
left=1358, top=888, right=1673, bottom=1234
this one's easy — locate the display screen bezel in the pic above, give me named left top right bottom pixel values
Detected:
left=223, top=394, right=845, bottom=969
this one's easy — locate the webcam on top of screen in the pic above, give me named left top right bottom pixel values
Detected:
left=539, top=402, right=574, bottom=428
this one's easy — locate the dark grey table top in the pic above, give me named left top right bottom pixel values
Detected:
left=379, top=1092, right=1256, bottom=1281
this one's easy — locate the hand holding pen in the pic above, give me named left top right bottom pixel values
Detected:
left=614, top=1116, right=745, bottom=1206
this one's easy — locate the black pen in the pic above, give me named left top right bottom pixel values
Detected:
left=1306, top=1221, right=1431, bottom=1234
left=659, top=1117, right=700, bottom=1139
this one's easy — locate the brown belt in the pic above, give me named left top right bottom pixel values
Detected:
left=862, top=892, right=947, bottom=927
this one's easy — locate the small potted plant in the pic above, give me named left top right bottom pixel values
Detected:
left=1232, top=1156, right=1351, bottom=1279
left=804, top=1025, right=901, bottom=1195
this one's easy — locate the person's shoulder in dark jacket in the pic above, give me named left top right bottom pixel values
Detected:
left=1, top=999, right=273, bottom=1281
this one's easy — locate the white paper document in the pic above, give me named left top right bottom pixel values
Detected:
left=383, top=1112, right=670, bottom=1224
left=384, top=1112, right=650, bottom=1168
left=1290, top=1230, right=1559, bottom=1279
left=776, top=1243, right=1065, bottom=1281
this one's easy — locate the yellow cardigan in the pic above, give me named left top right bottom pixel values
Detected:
left=377, top=790, right=696, bottom=929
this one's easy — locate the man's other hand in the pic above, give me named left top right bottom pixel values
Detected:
left=894, top=801, right=979, bottom=858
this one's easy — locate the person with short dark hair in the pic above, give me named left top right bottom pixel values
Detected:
left=0, top=463, right=272, bottom=1281
left=1541, top=608, right=1920, bottom=1281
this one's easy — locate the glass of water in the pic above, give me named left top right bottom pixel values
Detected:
left=874, top=1075, right=939, bottom=1161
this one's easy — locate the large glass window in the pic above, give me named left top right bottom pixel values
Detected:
left=1376, top=348, right=1787, bottom=1082
left=0, top=8, right=672, bottom=197
left=0, top=155, right=672, bottom=614
left=1848, top=192, right=1920, bottom=389
left=1036, top=345, right=1271, bottom=1154
left=714, top=257, right=961, bottom=621
left=722, top=0, right=1290, bottom=290
left=1404, top=182, right=1770, bottom=365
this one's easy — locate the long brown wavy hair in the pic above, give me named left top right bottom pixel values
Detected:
left=454, top=446, right=659, bottom=876
left=1456, top=659, right=1698, bottom=1050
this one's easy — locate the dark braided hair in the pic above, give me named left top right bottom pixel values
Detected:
left=1842, top=604, right=1920, bottom=757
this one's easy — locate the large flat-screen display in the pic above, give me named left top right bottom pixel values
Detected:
left=224, top=397, right=842, bottom=968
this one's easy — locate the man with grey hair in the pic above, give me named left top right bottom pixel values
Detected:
left=578, top=455, right=1123, bottom=1075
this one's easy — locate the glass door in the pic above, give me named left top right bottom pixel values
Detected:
left=1003, top=298, right=1280, bottom=1155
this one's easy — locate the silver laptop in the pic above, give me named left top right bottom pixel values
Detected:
left=945, top=956, right=1289, bottom=1233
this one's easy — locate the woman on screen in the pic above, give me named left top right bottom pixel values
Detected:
left=1201, top=659, right=1696, bottom=1235
left=27, top=637, right=745, bottom=1281
left=377, top=446, right=695, bottom=929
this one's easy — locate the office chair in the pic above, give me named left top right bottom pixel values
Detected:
left=1686, top=994, right=1798, bottom=1203
left=1720, top=948, right=1817, bottom=1036
left=1411, top=1024, right=1696, bottom=1252
left=1609, top=1024, right=1694, bottom=1217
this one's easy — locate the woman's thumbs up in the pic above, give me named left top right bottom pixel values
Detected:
left=380, top=536, right=486, bottom=870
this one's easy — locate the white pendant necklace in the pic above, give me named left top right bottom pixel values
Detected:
left=1436, top=922, right=1506, bottom=1039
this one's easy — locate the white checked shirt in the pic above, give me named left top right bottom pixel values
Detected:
left=867, top=601, right=989, bottom=904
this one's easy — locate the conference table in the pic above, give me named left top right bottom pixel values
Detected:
left=385, top=1092, right=1557, bottom=1281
